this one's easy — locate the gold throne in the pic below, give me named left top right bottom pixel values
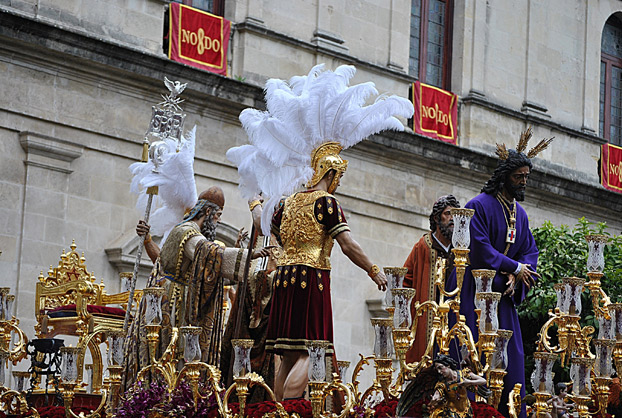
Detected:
left=35, top=240, right=141, bottom=392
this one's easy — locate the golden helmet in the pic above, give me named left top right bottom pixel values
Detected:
left=306, top=142, right=348, bottom=193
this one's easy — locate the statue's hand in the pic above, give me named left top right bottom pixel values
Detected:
left=503, top=273, right=516, bottom=297
left=517, top=263, right=539, bottom=289
left=136, top=220, right=150, bottom=237
left=372, top=271, right=387, bottom=291
left=252, top=246, right=275, bottom=259
left=235, top=227, right=249, bottom=248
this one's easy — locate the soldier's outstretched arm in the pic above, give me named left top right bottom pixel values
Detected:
left=336, top=231, right=387, bottom=291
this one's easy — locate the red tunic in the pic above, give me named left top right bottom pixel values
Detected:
left=403, top=232, right=453, bottom=363
left=266, top=192, right=349, bottom=354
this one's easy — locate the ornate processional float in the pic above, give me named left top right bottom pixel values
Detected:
left=0, top=72, right=619, bottom=418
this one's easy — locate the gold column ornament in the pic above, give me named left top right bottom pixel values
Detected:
left=146, top=324, right=161, bottom=364
left=450, top=248, right=469, bottom=305
left=488, top=369, right=507, bottom=409
left=507, top=384, right=522, bottom=418
left=0, top=386, right=40, bottom=417
left=532, top=392, right=553, bottom=418
left=593, top=376, right=612, bottom=415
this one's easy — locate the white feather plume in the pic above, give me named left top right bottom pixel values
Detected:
left=130, top=126, right=198, bottom=241
left=226, top=65, right=414, bottom=235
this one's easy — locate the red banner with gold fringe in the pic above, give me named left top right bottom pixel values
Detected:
left=168, top=3, right=230, bottom=75
left=412, top=81, right=458, bottom=144
left=601, top=143, right=622, bottom=193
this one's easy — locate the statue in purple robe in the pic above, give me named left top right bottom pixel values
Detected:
left=449, top=129, right=553, bottom=418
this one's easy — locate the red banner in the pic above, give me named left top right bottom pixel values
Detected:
left=169, top=3, right=230, bottom=75
left=412, top=81, right=458, bottom=144
left=601, top=143, right=622, bottom=193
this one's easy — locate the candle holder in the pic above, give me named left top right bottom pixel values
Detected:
left=586, top=234, right=606, bottom=273
left=143, top=287, right=165, bottom=364
left=488, top=329, right=513, bottom=409
left=119, top=272, right=133, bottom=293
left=180, top=326, right=202, bottom=363
left=12, top=371, right=30, bottom=392
left=60, top=346, right=108, bottom=418
left=450, top=208, right=474, bottom=305
left=307, top=340, right=329, bottom=383
left=0, top=288, right=9, bottom=321
left=450, top=208, right=474, bottom=250
left=475, top=292, right=501, bottom=335
left=553, top=283, right=565, bottom=313
left=384, top=267, right=407, bottom=308
left=336, top=360, right=350, bottom=383
left=232, top=338, right=253, bottom=378
left=561, top=277, right=585, bottom=316
left=307, top=340, right=329, bottom=418
left=593, top=338, right=616, bottom=414
left=371, top=318, right=394, bottom=359
left=304, top=340, right=355, bottom=418
left=391, top=288, right=416, bottom=330
left=106, top=330, right=125, bottom=415
left=610, top=303, right=622, bottom=373
left=472, top=269, right=495, bottom=294
left=569, top=357, right=595, bottom=418
left=0, top=348, right=7, bottom=387
left=530, top=352, right=557, bottom=418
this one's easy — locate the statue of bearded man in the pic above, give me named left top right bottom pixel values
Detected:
left=123, top=186, right=271, bottom=389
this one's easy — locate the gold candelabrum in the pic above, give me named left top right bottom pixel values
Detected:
left=131, top=286, right=357, bottom=418
left=530, top=234, right=616, bottom=418
left=386, top=208, right=525, bottom=417
left=304, top=340, right=355, bottom=418
left=0, top=289, right=39, bottom=416
left=393, top=209, right=482, bottom=381
left=59, top=346, right=107, bottom=418
left=0, top=288, right=28, bottom=365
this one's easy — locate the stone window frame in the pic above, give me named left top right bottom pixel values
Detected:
left=600, top=14, right=622, bottom=146
left=408, top=0, right=454, bottom=91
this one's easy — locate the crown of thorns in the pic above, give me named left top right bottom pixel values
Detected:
left=495, top=127, right=554, bottom=160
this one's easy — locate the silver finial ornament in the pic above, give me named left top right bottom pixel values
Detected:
left=145, top=77, right=188, bottom=146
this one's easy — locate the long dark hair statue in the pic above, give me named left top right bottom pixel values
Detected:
left=481, top=150, right=532, bottom=195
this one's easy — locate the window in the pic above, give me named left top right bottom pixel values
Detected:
left=171, top=0, right=223, bottom=15
left=600, top=15, right=622, bottom=146
left=409, top=0, right=453, bottom=90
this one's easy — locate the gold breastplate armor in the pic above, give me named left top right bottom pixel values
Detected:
left=278, top=191, right=334, bottom=270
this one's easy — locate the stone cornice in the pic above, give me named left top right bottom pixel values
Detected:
left=0, top=8, right=266, bottom=111
left=364, top=130, right=622, bottom=214
left=461, top=93, right=606, bottom=145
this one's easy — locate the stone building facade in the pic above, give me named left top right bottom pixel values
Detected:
left=1, top=0, right=622, bottom=379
